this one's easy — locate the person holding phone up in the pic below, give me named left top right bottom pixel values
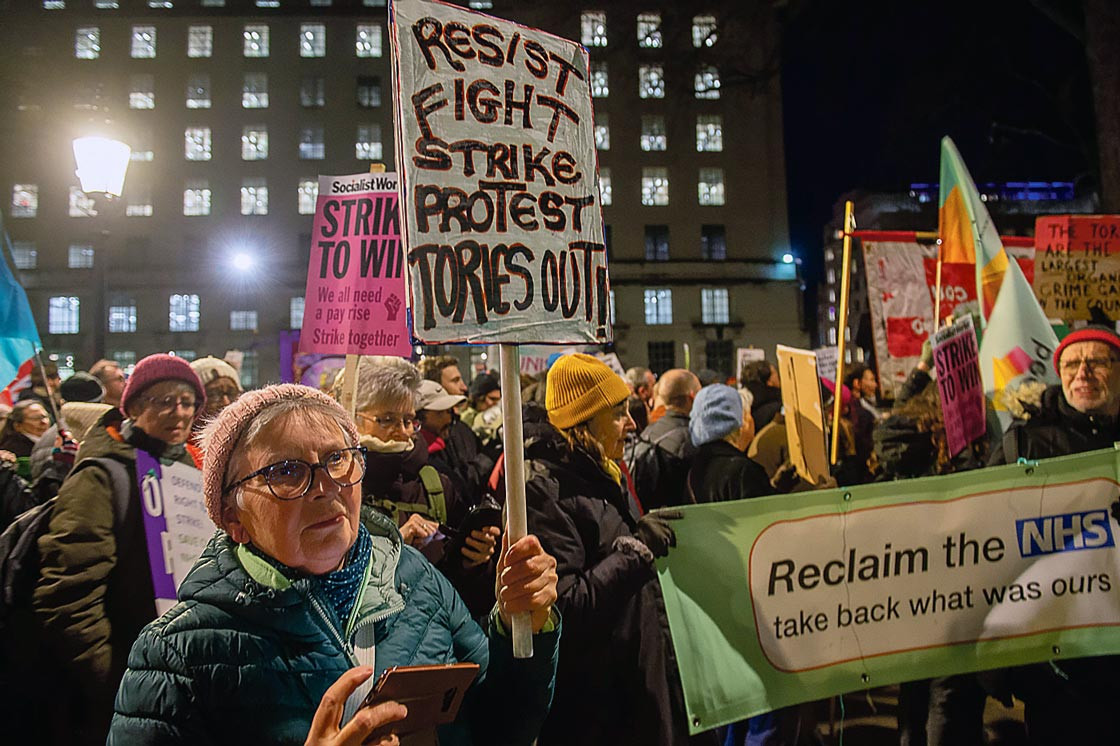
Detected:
left=108, top=384, right=560, bottom=745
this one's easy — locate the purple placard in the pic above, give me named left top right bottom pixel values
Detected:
left=135, top=450, right=178, bottom=606
left=932, top=316, right=986, bottom=457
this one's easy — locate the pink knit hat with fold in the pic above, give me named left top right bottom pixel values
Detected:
left=201, top=383, right=360, bottom=527
left=119, top=353, right=206, bottom=418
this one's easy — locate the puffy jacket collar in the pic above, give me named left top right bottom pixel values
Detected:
left=178, top=510, right=405, bottom=635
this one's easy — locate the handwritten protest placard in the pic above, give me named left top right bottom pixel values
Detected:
left=932, top=315, right=985, bottom=457
left=736, top=348, right=765, bottom=380
left=136, top=451, right=211, bottom=616
left=300, top=172, right=411, bottom=356
left=1033, top=214, right=1120, bottom=320
left=390, top=0, right=610, bottom=344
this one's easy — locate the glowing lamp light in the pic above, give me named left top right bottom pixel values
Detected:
left=781, top=252, right=795, bottom=264
left=73, top=136, right=131, bottom=197
left=232, top=252, right=255, bottom=272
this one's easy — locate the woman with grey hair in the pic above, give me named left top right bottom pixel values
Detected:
left=109, top=383, right=560, bottom=745
left=335, top=356, right=500, bottom=614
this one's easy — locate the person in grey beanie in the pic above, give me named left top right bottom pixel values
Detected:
left=686, top=384, right=773, bottom=504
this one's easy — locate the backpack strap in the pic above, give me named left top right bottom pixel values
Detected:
left=417, top=465, right=447, bottom=525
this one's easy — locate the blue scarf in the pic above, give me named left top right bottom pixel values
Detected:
left=247, top=523, right=373, bottom=627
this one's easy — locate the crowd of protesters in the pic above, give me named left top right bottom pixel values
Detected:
left=0, top=316, right=1117, bottom=745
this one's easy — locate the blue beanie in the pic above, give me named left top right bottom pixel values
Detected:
left=689, top=384, right=743, bottom=447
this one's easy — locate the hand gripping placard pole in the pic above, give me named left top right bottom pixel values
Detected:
left=500, top=344, right=532, bottom=658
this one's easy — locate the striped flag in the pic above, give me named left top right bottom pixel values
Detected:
left=937, top=136, right=1009, bottom=324
left=1, top=219, right=42, bottom=393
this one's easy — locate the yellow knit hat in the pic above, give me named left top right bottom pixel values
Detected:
left=546, top=353, right=631, bottom=430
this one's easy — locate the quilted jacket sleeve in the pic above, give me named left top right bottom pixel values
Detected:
left=108, top=625, right=212, bottom=744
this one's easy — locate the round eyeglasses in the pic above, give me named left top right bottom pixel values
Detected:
left=222, top=446, right=367, bottom=501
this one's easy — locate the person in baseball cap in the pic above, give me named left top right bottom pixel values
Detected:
left=416, top=378, right=466, bottom=447
left=191, top=356, right=244, bottom=420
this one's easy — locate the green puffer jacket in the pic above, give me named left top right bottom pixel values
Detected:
left=108, top=511, right=559, bottom=745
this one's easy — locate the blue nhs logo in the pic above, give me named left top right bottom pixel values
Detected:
left=1016, top=510, right=1115, bottom=558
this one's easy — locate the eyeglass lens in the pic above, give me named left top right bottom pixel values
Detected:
left=264, top=449, right=364, bottom=499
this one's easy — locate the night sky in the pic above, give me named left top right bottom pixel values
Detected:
left=779, top=0, right=1096, bottom=335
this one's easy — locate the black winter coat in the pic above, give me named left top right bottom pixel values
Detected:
left=988, top=384, right=1120, bottom=465
left=524, top=422, right=708, bottom=746
left=629, top=411, right=696, bottom=510
left=687, top=440, right=774, bottom=504
left=433, top=418, right=495, bottom=507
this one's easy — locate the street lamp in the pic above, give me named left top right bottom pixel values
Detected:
left=73, top=131, right=131, bottom=361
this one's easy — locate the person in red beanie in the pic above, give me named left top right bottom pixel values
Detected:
left=29, top=353, right=205, bottom=746
left=984, top=325, right=1120, bottom=743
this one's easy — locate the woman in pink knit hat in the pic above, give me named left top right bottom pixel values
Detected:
left=109, top=383, right=560, bottom=746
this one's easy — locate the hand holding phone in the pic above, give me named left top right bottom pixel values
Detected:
left=362, top=663, right=480, bottom=742
left=306, top=667, right=407, bottom=746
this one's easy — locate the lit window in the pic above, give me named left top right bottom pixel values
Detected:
left=241, top=178, right=268, bottom=216
left=828, top=327, right=837, bottom=345
left=594, top=113, right=609, bottom=150
left=701, top=225, right=726, bottom=260
left=643, top=289, right=673, bottom=325
left=828, top=306, right=837, bottom=322
left=609, top=289, right=616, bottom=324
left=696, top=115, right=723, bottom=152
left=698, top=168, right=725, bottom=205
left=581, top=11, right=607, bottom=47
left=239, top=350, right=259, bottom=389
left=695, top=66, right=720, bottom=99
left=44, top=1, right=65, bottom=8
left=129, top=74, right=155, bottom=109
left=11, top=184, right=38, bottom=218
left=69, top=186, right=98, bottom=217
left=68, top=244, right=95, bottom=268
left=171, top=349, right=197, bottom=361
left=148, top=1, right=172, bottom=8
left=48, top=297, right=81, bottom=334
left=125, top=187, right=153, bottom=216
left=131, top=26, right=156, bottom=58
left=130, top=129, right=154, bottom=162
left=356, top=124, right=382, bottom=160
left=644, top=225, right=669, bottom=261
left=301, top=24, right=326, bottom=57
left=701, top=288, right=729, bottom=324
left=468, top=1, right=492, bottom=8
left=94, top=0, right=118, bottom=6
left=356, top=24, right=382, bottom=57
left=290, top=297, right=305, bottom=328
left=598, top=168, right=611, bottom=206
left=230, top=310, right=258, bottom=331
left=693, top=14, right=718, bottom=48
left=185, top=127, right=211, bottom=160
left=357, top=76, right=381, bottom=108
left=169, top=294, right=200, bottom=332
left=111, top=350, right=137, bottom=373
left=255, top=0, right=279, bottom=6
left=640, top=115, right=666, bottom=151
left=589, top=61, right=609, bottom=97
left=641, top=167, right=669, bottom=206
left=242, top=126, right=268, bottom=160
left=242, top=73, right=268, bottom=108
left=75, top=27, right=100, bottom=59
left=637, top=12, right=661, bottom=48
left=11, top=242, right=37, bottom=269
left=244, top=25, right=269, bottom=57
left=109, top=303, right=137, bottom=333
left=184, top=180, right=211, bottom=216
left=300, top=127, right=325, bottom=160
left=639, top=64, right=664, bottom=98
left=186, top=74, right=211, bottom=108
left=298, top=178, right=318, bottom=215
left=301, top=76, right=325, bottom=108
left=310, top=0, right=331, bottom=6
left=188, top=25, right=212, bottom=57
left=50, top=352, right=77, bottom=379
left=201, top=0, right=223, bottom=4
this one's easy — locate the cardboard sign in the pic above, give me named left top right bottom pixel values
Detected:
left=659, top=447, right=1120, bottom=732
left=932, top=315, right=985, bottom=456
left=813, top=346, right=839, bottom=384
left=1033, top=214, right=1120, bottom=320
left=390, top=0, right=610, bottom=344
left=300, top=172, right=412, bottom=356
left=775, top=345, right=829, bottom=485
left=136, top=451, right=211, bottom=616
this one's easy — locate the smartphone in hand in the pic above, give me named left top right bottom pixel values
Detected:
left=362, top=663, right=480, bottom=741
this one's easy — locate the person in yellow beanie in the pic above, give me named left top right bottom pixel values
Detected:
left=526, top=353, right=703, bottom=746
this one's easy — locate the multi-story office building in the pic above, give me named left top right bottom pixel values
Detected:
left=1, top=0, right=802, bottom=384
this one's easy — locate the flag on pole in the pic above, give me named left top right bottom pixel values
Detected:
left=0, top=223, right=42, bottom=392
left=937, top=136, right=1009, bottom=324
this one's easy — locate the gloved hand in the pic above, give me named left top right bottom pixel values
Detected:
left=770, top=460, right=800, bottom=493
left=634, top=509, right=683, bottom=558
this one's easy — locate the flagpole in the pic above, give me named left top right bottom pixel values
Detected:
left=830, top=201, right=854, bottom=466
left=933, top=238, right=944, bottom=332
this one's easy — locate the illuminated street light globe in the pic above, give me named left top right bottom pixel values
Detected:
left=73, top=136, right=131, bottom=197
left=232, top=252, right=255, bottom=272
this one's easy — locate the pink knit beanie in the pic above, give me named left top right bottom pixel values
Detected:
left=202, top=383, right=360, bottom=527
left=120, top=353, right=206, bottom=418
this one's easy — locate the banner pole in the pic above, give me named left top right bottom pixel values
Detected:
left=499, top=344, right=533, bottom=658
left=830, top=201, right=854, bottom=466
left=933, top=239, right=944, bottom=332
